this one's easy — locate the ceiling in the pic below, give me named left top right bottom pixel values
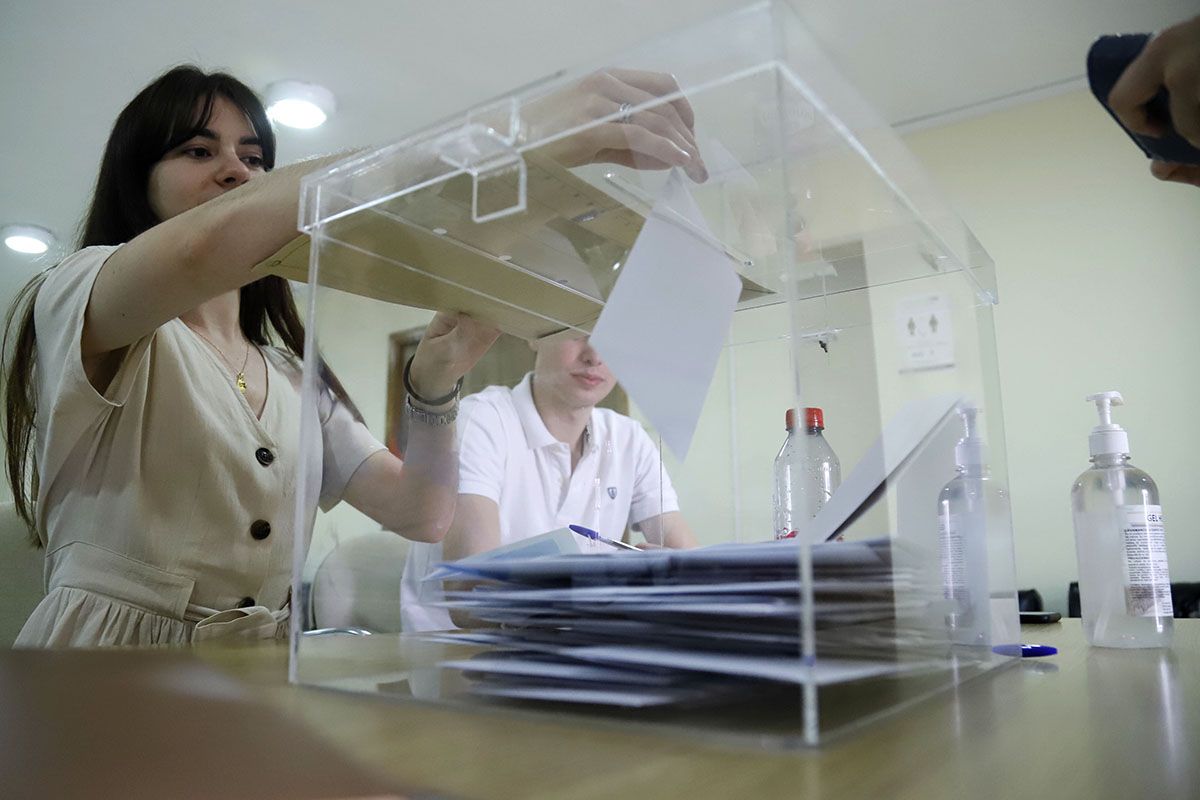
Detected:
left=1, top=0, right=1194, bottom=300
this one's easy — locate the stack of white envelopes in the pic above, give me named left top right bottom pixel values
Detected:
left=424, top=537, right=946, bottom=708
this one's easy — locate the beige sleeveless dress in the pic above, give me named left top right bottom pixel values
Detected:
left=15, top=246, right=383, bottom=647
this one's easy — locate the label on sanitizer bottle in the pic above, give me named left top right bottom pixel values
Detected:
left=938, top=512, right=966, bottom=606
left=1120, top=505, right=1173, bottom=617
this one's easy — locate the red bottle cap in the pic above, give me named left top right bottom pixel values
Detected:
left=804, top=407, right=824, bottom=430
left=784, top=408, right=797, bottom=431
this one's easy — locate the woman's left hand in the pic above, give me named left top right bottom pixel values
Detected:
left=408, top=312, right=501, bottom=402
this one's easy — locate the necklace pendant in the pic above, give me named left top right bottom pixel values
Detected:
left=236, top=373, right=247, bottom=394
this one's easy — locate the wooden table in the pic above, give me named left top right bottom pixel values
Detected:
left=190, top=621, right=1200, bottom=800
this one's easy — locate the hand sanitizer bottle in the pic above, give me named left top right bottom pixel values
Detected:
left=937, top=407, right=1019, bottom=647
left=1072, top=392, right=1172, bottom=648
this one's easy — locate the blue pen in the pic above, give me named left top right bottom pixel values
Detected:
left=568, top=524, right=640, bottom=551
left=992, top=643, right=1058, bottom=658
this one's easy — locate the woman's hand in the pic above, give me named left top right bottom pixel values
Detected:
left=525, top=69, right=708, bottom=183
left=407, top=312, right=501, bottom=402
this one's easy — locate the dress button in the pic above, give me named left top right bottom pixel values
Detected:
left=255, top=447, right=275, bottom=466
left=237, top=597, right=256, bottom=609
left=250, top=520, right=271, bottom=540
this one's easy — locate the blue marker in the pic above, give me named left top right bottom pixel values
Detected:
left=568, top=524, right=640, bottom=551
left=992, top=643, right=1058, bottom=658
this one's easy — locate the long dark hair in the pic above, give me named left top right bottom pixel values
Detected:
left=2, top=65, right=355, bottom=545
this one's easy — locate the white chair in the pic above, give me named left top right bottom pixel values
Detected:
left=310, top=530, right=409, bottom=633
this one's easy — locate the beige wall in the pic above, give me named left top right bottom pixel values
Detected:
left=903, top=90, right=1200, bottom=613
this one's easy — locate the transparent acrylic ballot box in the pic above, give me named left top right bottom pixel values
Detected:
left=282, top=0, right=1020, bottom=747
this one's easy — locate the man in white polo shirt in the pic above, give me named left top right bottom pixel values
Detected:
left=400, top=334, right=696, bottom=632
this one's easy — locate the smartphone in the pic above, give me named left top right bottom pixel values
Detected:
left=1020, top=610, right=1062, bottom=624
left=1087, top=33, right=1200, bottom=165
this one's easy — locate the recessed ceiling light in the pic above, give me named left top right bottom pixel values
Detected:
left=265, top=80, right=336, bottom=130
left=3, top=224, right=56, bottom=255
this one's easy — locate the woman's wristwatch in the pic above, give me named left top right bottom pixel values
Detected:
left=403, top=355, right=461, bottom=426
left=405, top=394, right=458, bottom=426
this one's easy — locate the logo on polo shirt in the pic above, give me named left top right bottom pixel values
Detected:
left=607, top=486, right=618, bottom=500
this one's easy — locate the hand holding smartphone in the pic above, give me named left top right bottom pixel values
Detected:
left=1088, top=31, right=1200, bottom=167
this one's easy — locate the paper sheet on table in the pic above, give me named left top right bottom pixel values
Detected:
left=588, top=168, right=742, bottom=459
left=447, top=600, right=915, bottom=627
left=455, top=577, right=905, bottom=601
left=466, top=683, right=711, bottom=708
left=423, top=527, right=604, bottom=581
left=430, top=537, right=899, bottom=584
left=442, top=580, right=803, bottom=602
left=460, top=643, right=935, bottom=687
left=440, top=654, right=679, bottom=686
left=565, top=645, right=938, bottom=685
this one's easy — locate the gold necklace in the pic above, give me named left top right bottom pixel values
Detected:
left=187, top=325, right=252, bottom=393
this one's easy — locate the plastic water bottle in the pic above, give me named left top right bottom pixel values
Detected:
left=773, top=407, right=841, bottom=540
left=1072, top=391, right=1172, bottom=648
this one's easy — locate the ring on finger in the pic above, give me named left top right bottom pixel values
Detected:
left=617, top=101, right=634, bottom=124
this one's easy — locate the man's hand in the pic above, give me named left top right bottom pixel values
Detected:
left=1109, top=14, right=1200, bottom=185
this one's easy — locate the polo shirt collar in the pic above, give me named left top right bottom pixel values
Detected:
left=514, top=373, right=598, bottom=454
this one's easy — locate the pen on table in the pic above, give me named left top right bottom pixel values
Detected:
left=568, top=524, right=641, bottom=551
left=991, top=643, right=1058, bottom=658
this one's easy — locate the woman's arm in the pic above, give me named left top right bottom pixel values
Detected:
left=83, top=152, right=350, bottom=358
left=83, top=69, right=702, bottom=360
left=339, top=444, right=455, bottom=544
left=341, top=311, right=499, bottom=542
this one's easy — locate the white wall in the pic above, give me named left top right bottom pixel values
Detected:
left=903, top=90, right=1200, bottom=614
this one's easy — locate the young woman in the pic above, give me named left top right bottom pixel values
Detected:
left=3, top=65, right=704, bottom=647
left=3, top=67, right=499, bottom=647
